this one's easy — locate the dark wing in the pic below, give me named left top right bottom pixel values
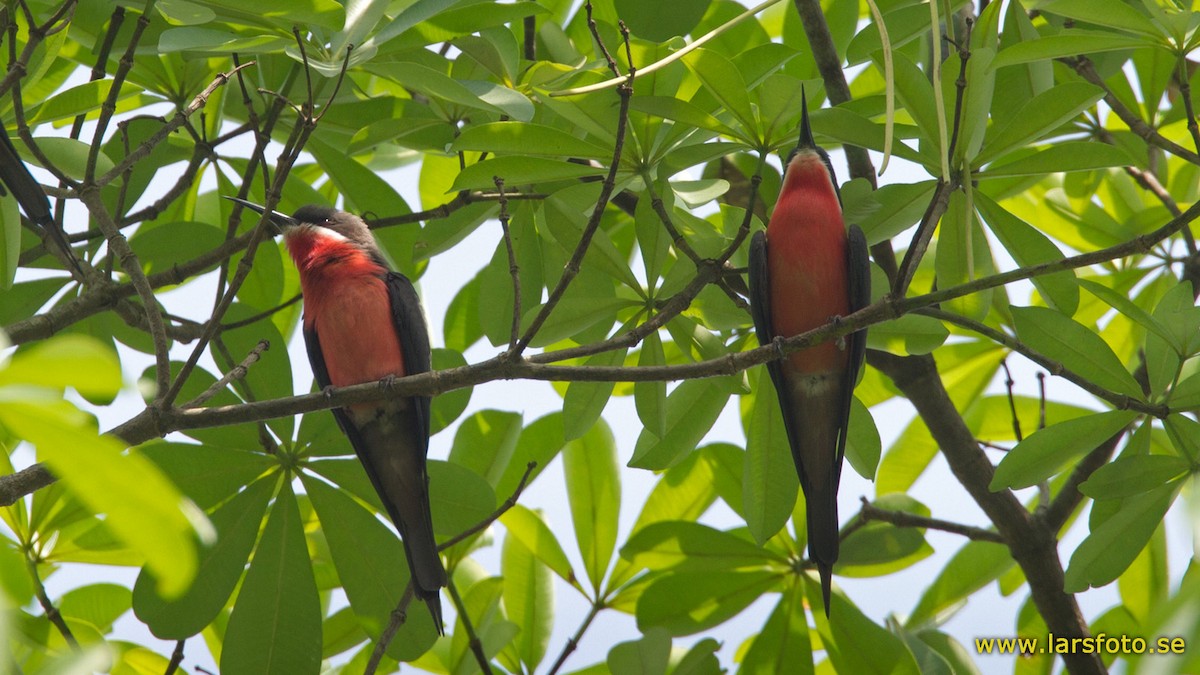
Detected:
left=749, top=231, right=804, bottom=464
left=833, top=224, right=871, bottom=482
left=1, top=132, right=80, bottom=275
left=385, top=271, right=432, bottom=447
left=303, top=324, right=357, bottom=441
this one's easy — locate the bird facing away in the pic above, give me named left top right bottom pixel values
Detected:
left=228, top=197, right=446, bottom=633
left=747, top=92, right=871, bottom=616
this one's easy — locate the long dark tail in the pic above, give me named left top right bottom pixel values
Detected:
left=806, top=480, right=839, bottom=617
left=356, top=421, right=448, bottom=634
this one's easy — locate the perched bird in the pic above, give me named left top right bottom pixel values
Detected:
left=747, top=92, right=871, bottom=615
left=0, top=130, right=82, bottom=276
left=228, top=197, right=446, bottom=633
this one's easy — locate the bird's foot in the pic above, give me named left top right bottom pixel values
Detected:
left=321, top=385, right=336, bottom=400
left=771, top=335, right=787, bottom=361
left=379, top=374, right=398, bottom=392
left=830, top=314, right=847, bottom=350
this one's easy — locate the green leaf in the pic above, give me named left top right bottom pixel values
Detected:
left=991, top=410, right=1137, bottom=490
left=1080, top=454, right=1190, bottom=500
left=936, top=191, right=992, bottom=320
left=630, top=377, right=735, bottom=470
left=738, top=579, right=813, bottom=675
left=448, top=409, right=523, bottom=489
left=1011, top=306, right=1144, bottom=399
left=607, top=627, right=671, bottom=675
left=630, top=96, right=739, bottom=138
left=221, top=481, right=321, bottom=675
left=636, top=570, right=778, bottom=636
left=845, top=397, right=881, bottom=480
left=979, top=142, right=1134, bottom=177
left=992, top=31, right=1148, bottom=68
left=502, top=518, right=554, bottom=671
left=563, top=421, right=620, bottom=592
left=428, top=459, right=497, bottom=536
left=500, top=504, right=579, bottom=590
left=303, top=474, right=438, bottom=657
left=621, top=521, right=778, bottom=572
left=683, top=49, right=757, bottom=141
left=976, top=83, right=1104, bottom=164
left=430, top=348, right=471, bottom=435
left=452, top=122, right=611, bottom=159
left=857, top=181, right=938, bottom=245
left=1040, top=0, right=1163, bottom=39
left=0, top=335, right=121, bottom=398
left=1077, top=278, right=1176, bottom=350
left=635, top=332, right=668, bottom=438
left=133, top=475, right=275, bottom=639
left=29, top=81, right=144, bottom=125
left=616, top=0, right=709, bottom=41
left=909, top=541, right=1013, bottom=626
left=868, top=314, right=950, bottom=355
left=158, top=27, right=289, bottom=53
left=451, top=156, right=606, bottom=192
left=743, top=368, right=799, bottom=545
left=807, top=577, right=921, bottom=675
left=0, top=191, right=19, bottom=289
left=1064, top=481, right=1179, bottom=592
left=563, top=348, right=627, bottom=441
left=0, top=398, right=204, bottom=598
left=976, top=193, right=1078, bottom=316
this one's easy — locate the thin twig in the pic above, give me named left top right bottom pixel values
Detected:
left=495, top=177, right=523, bottom=355
left=364, top=585, right=414, bottom=675
left=182, top=339, right=270, bottom=408
left=448, top=579, right=494, bottom=675
left=546, top=601, right=603, bottom=675
left=27, top=554, right=78, bottom=649
left=85, top=3, right=151, bottom=182
left=164, top=640, right=185, bottom=675
left=1000, top=360, right=1023, bottom=442
left=857, top=496, right=1004, bottom=543
left=439, top=461, right=537, bottom=551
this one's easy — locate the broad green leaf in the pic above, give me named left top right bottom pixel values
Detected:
left=59, top=583, right=131, bottom=633
left=0, top=191, right=19, bottom=289
left=621, top=521, right=779, bottom=572
left=616, top=0, right=708, bottom=41
left=908, top=541, right=1013, bottom=626
left=448, top=409, right=523, bottom=488
left=743, top=368, right=799, bottom=545
left=936, top=191, right=992, bottom=320
left=1166, top=413, right=1200, bottom=462
left=807, top=577, right=921, bottom=675
left=451, top=156, right=605, bottom=192
left=132, top=475, right=275, bottom=639
left=563, top=348, right=627, bottom=441
left=857, top=181, right=938, bottom=245
left=563, top=421, right=620, bottom=592
left=430, top=348, right=471, bottom=435
left=0, top=335, right=120, bottom=398
left=976, top=83, right=1104, bottom=164
left=1080, top=454, right=1190, bottom=500
left=868, top=314, right=950, bottom=355
left=452, top=122, right=611, bottom=159
left=502, top=522, right=554, bottom=671
left=607, top=627, right=671, bottom=675
left=845, top=397, right=881, bottom=480
left=1011, top=306, right=1144, bottom=398
left=1064, top=481, right=1179, bottom=592
left=1040, top=0, right=1162, bottom=38
left=738, top=579, right=812, bottom=675
left=631, top=377, right=735, bottom=470
left=991, top=410, right=1137, bottom=490
left=809, top=108, right=927, bottom=164
left=979, top=142, right=1134, bottom=177
left=0, top=398, right=205, bottom=597
left=221, top=482, right=321, bottom=675
left=158, top=27, right=289, bottom=54
left=636, top=570, right=779, bottom=636
left=629, top=95, right=739, bottom=138
left=29, top=81, right=144, bottom=125
left=683, top=49, right=757, bottom=140
left=976, top=194, right=1078, bottom=315
left=500, top=504, right=579, bottom=590
left=635, top=332, right=668, bottom=438
left=1077, top=278, right=1176, bottom=351
left=428, top=460, right=497, bottom=536
left=136, top=443, right=274, bottom=511
left=992, top=31, right=1148, bottom=68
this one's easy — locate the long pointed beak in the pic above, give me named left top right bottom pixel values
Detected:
left=224, top=196, right=296, bottom=234
left=795, top=84, right=816, bottom=153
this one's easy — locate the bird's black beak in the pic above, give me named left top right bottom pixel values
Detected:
left=796, top=84, right=816, bottom=153
left=224, top=196, right=296, bottom=236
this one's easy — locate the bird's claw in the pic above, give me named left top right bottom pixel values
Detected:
left=379, top=374, right=398, bottom=391
left=830, top=315, right=847, bottom=350
left=771, top=335, right=787, bottom=360
left=321, top=385, right=336, bottom=400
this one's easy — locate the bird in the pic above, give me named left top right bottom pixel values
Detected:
left=0, top=130, right=82, bottom=276
left=747, top=90, right=871, bottom=616
left=227, top=197, right=447, bottom=633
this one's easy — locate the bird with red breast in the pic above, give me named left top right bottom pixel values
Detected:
left=747, top=89, right=871, bottom=616
left=229, top=197, right=447, bottom=633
